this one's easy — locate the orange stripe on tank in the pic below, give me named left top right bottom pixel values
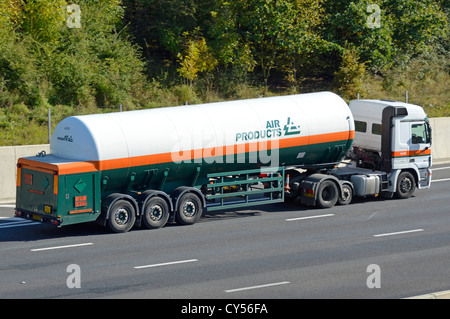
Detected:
left=20, top=130, right=355, bottom=175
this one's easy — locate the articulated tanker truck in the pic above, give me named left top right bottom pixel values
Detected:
left=14, top=92, right=432, bottom=232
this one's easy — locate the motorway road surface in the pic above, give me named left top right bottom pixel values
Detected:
left=0, top=164, right=449, bottom=300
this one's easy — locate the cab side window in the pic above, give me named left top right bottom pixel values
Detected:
left=371, top=123, right=382, bottom=135
left=355, top=121, right=367, bottom=133
left=411, top=123, right=429, bottom=144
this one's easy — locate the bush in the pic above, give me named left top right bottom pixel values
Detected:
left=333, top=48, right=367, bottom=100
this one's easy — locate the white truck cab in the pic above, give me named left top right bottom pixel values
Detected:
left=348, top=99, right=432, bottom=198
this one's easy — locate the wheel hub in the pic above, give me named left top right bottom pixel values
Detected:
left=148, top=204, right=163, bottom=221
left=182, top=201, right=196, bottom=217
left=342, top=188, right=351, bottom=200
left=400, top=178, right=412, bottom=193
left=115, top=208, right=129, bottom=225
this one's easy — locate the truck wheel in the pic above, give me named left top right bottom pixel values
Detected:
left=142, top=196, right=170, bottom=229
left=338, top=184, right=353, bottom=205
left=316, top=180, right=338, bottom=208
left=396, top=171, right=416, bottom=199
left=107, top=200, right=136, bottom=233
left=175, top=193, right=203, bottom=225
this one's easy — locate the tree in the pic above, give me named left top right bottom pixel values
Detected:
left=209, top=0, right=327, bottom=90
left=177, top=28, right=218, bottom=85
left=320, top=0, right=448, bottom=74
left=0, top=0, right=147, bottom=109
left=122, top=0, right=200, bottom=74
left=21, top=0, right=67, bottom=44
left=333, top=47, right=367, bottom=99
left=385, top=0, right=448, bottom=59
left=49, top=0, right=146, bottom=107
left=320, top=0, right=395, bottom=73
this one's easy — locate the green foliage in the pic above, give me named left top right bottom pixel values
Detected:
left=386, top=0, right=448, bottom=58
left=209, top=0, right=327, bottom=89
left=0, top=0, right=448, bottom=145
left=321, top=0, right=448, bottom=73
left=0, top=0, right=147, bottom=111
left=333, top=47, right=367, bottom=99
left=321, top=0, right=395, bottom=73
left=177, top=28, right=218, bottom=84
left=361, top=52, right=450, bottom=117
left=21, top=0, right=67, bottom=44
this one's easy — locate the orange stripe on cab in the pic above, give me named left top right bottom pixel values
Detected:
left=392, top=149, right=431, bottom=157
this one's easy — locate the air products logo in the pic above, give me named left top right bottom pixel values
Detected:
left=171, top=117, right=301, bottom=168
left=236, top=117, right=301, bottom=142
left=57, top=135, right=74, bottom=143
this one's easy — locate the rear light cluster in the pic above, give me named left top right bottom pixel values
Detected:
left=50, top=219, right=61, bottom=226
left=304, top=189, right=315, bottom=198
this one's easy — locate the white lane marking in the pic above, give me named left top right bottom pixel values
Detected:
left=432, top=166, right=450, bottom=171
left=0, top=220, right=35, bottom=226
left=0, top=221, right=41, bottom=228
left=0, top=217, right=41, bottom=228
left=225, top=281, right=290, bottom=293
left=0, top=217, right=33, bottom=226
left=374, top=229, right=424, bottom=238
left=30, top=243, right=93, bottom=252
left=0, top=205, right=15, bottom=208
left=432, top=178, right=450, bottom=183
left=286, top=214, right=334, bottom=222
left=134, top=259, right=199, bottom=269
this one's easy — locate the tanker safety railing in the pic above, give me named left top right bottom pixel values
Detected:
left=205, top=167, right=285, bottom=211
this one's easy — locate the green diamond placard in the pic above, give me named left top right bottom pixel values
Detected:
left=74, top=179, right=87, bottom=193
left=41, top=176, right=50, bottom=189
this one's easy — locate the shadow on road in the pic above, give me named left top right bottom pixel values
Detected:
left=0, top=197, right=381, bottom=242
left=0, top=222, right=110, bottom=243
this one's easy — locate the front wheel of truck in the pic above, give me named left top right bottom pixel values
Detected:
left=107, top=200, right=136, bottom=233
left=396, top=171, right=416, bottom=199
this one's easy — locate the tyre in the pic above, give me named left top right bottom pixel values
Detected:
left=107, top=199, right=136, bottom=233
left=175, top=192, right=203, bottom=225
left=142, top=196, right=170, bottom=229
left=338, top=184, right=353, bottom=205
left=396, top=171, right=416, bottom=199
left=316, top=180, right=338, bottom=208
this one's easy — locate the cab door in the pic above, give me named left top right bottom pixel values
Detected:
left=409, top=121, right=432, bottom=169
left=391, top=120, right=411, bottom=167
left=409, top=121, right=432, bottom=189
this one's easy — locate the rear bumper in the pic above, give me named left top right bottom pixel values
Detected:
left=14, top=210, right=61, bottom=227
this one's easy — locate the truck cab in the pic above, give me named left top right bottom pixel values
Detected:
left=348, top=99, right=432, bottom=197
